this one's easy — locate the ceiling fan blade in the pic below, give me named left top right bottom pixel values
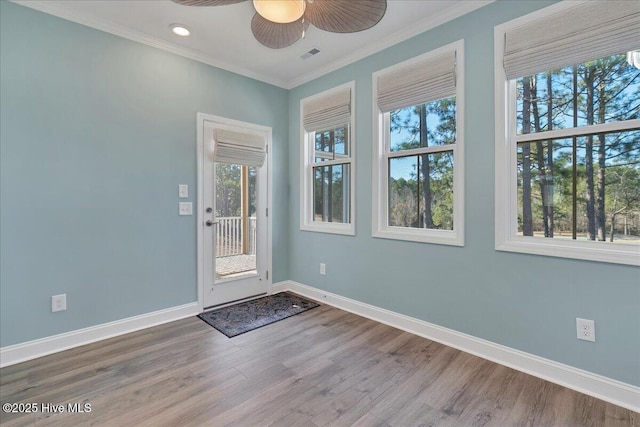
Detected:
left=251, top=13, right=309, bottom=49
left=171, top=0, right=247, bottom=6
left=304, top=0, right=387, bottom=33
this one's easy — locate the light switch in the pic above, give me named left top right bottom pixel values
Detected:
left=178, top=202, right=193, bottom=215
left=178, top=184, right=188, bottom=198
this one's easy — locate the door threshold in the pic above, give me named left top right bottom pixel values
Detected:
left=203, top=292, right=267, bottom=312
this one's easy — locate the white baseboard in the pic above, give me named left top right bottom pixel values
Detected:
left=273, top=281, right=640, bottom=413
left=0, top=302, right=199, bottom=368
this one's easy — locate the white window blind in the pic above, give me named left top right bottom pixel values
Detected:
left=504, top=1, right=640, bottom=80
left=302, top=87, right=351, bottom=132
left=377, top=50, right=456, bottom=113
left=213, top=129, right=266, bottom=167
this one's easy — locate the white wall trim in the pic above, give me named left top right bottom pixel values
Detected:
left=0, top=302, right=199, bottom=368
left=272, top=280, right=640, bottom=413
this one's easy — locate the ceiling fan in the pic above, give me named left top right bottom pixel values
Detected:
left=171, top=0, right=387, bottom=49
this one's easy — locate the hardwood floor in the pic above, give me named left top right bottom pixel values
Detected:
left=1, top=299, right=637, bottom=426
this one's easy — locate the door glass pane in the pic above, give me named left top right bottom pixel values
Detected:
left=215, top=162, right=257, bottom=280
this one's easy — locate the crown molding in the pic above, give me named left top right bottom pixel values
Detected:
left=12, top=0, right=493, bottom=90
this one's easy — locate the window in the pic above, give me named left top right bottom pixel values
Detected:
left=300, top=82, right=355, bottom=235
left=372, top=41, right=464, bottom=245
left=495, top=1, right=640, bottom=265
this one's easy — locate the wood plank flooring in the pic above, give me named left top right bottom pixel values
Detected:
left=1, top=299, right=637, bottom=426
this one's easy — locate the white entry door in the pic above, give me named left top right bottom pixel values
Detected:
left=199, top=114, right=270, bottom=309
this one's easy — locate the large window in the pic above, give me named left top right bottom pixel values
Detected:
left=373, top=41, right=464, bottom=245
left=495, top=1, right=640, bottom=265
left=300, top=82, right=355, bottom=235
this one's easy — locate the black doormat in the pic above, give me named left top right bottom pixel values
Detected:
left=198, top=292, right=320, bottom=338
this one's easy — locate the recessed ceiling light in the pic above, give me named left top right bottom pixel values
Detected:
left=170, top=24, right=190, bottom=37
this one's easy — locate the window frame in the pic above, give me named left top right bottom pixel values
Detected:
left=300, top=81, right=356, bottom=235
left=372, top=40, right=465, bottom=246
left=494, top=2, right=640, bottom=266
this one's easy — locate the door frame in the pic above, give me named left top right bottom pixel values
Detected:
left=196, top=112, right=272, bottom=312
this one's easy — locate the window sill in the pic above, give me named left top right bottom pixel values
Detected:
left=496, top=236, right=640, bottom=266
left=301, top=222, right=355, bottom=236
left=373, top=226, right=464, bottom=247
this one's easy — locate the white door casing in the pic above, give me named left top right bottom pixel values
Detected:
left=197, top=113, right=272, bottom=310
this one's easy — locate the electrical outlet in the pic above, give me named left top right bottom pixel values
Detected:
left=320, top=263, right=326, bottom=275
left=52, top=294, right=67, bottom=312
left=576, top=318, right=595, bottom=342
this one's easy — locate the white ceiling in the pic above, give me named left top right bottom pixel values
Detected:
left=14, top=0, right=492, bottom=89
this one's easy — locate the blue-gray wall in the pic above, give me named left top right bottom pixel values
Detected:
left=288, top=1, right=640, bottom=386
left=1, top=0, right=638, bottom=388
left=0, top=1, right=289, bottom=346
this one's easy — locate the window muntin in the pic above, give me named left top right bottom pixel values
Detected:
left=513, top=54, right=640, bottom=246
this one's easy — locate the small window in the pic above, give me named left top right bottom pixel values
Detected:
left=495, top=1, right=640, bottom=265
left=373, top=41, right=464, bottom=246
left=300, top=82, right=355, bottom=235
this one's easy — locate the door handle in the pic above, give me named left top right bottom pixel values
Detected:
left=206, top=220, right=218, bottom=227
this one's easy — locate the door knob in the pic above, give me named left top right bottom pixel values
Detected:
left=206, top=220, right=215, bottom=226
